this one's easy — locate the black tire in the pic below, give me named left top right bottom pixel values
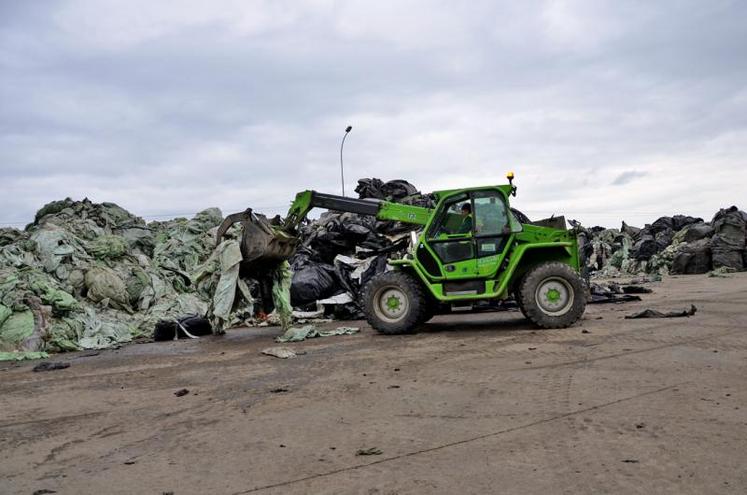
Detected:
left=418, top=296, right=439, bottom=325
left=519, top=262, right=586, bottom=328
left=362, top=270, right=426, bottom=335
left=513, top=274, right=529, bottom=319
left=514, top=287, right=529, bottom=319
left=418, top=301, right=438, bottom=325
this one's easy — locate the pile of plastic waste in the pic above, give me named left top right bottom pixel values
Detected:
left=0, top=198, right=290, bottom=360
left=0, top=179, right=429, bottom=360
left=577, top=206, right=747, bottom=278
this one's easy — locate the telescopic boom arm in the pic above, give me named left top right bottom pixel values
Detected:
left=283, top=190, right=431, bottom=232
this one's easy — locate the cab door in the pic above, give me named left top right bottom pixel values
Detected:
left=472, top=190, right=512, bottom=277
left=425, top=194, right=477, bottom=280
left=423, top=190, right=513, bottom=280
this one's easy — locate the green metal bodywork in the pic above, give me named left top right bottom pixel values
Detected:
left=285, top=183, right=580, bottom=304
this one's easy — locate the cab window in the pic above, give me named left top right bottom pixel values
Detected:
left=431, top=197, right=473, bottom=237
left=473, top=192, right=509, bottom=236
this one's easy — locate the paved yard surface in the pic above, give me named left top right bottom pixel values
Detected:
left=2, top=273, right=746, bottom=494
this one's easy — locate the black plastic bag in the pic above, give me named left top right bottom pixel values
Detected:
left=290, top=263, right=339, bottom=306
left=154, top=315, right=212, bottom=341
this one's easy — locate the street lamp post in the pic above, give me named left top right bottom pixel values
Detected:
left=340, top=125, right=352, bottom=196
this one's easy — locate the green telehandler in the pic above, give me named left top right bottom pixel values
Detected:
left=217, top=173, right=586, bottom=334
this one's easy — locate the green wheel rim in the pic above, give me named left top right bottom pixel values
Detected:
left=373, top=286, right=409, bottom=323
left=534, top=276, right=574, bottom=316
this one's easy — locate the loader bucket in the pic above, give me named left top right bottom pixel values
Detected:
left=216, top=209, right=299, bottom=266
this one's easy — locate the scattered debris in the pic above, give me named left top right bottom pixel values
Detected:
left=0, top=351, right=49, bottom=361
left=709, top=267, right=738, bottom=278
left=625, top=305, right=697, bottom=319
left=270, top=387, right=289, bottom=393
left=174, top=388, right=190, bottom=397
left=621, top=459, right=640, bottom=463
left=74, top=351, right=100, bottom=359
left=356, top=447, right=383, bottom=456
left=32, top=361, right=70, bottom=372
left=261, top=346, right=297, bottom=359
left=275, top=325, right=360, bottom=343
left=621, top=285, right=653, bottom=294
left=32, top=490, right=57, bottom=495
left=588, top=282, right=644, bottom=304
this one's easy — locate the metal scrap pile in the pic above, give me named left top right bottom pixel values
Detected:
left=577, top=206, right=747, bottom=278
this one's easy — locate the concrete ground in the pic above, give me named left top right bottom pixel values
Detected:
left=1, top=273, right=746, bottom=495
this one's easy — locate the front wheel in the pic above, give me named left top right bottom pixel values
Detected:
left=362, top=271, right=426, bottom=335
left=519, top=262, right=586, bottom=328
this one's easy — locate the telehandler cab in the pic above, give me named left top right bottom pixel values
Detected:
left=218, top=173, right=586, bottom=334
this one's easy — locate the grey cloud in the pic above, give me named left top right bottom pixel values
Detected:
left=611, top=170, right=648, bottom=186
left=1, top=0, right=746, bottom=228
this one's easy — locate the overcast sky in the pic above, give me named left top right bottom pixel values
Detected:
left=2, top=0, right=746, bottom=228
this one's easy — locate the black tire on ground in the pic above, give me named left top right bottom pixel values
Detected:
left=519, top=262, right=586, bottom=328
left=362, top=270, right=427, bottom=335
left=418, top=295, right=439, bottom=325
left=514, top=289, right=529, bottom=319
left=513, top=275, right=529, bottom=319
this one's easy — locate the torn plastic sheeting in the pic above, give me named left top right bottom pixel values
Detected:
left=90, top=235, right=128, bottom=259
left=709, top=266, right=737, bottom=278
left=292, top=308, right=325, bottom=319
left=625, top=305, right=697, bottom=319
left=0, top=308, right=35, bottom=350
left=84, top=266, right=131, bottom=310
left=577, top=205, right=747, bottom=278
left=271, top=261, right=293, bottom=330
left=0, top=199, right=226, bottom=358
left=211, top=240, right=243, bottom=321
left=261, top=346, right=297, bottom=359
left=153, top=315, right=212, bottom=341
left=671, top=238, right=712, bottom=275
left=76, top=307, right=136, bottom=350
left=334, top=254, right=389, bottom=298
left=355, top=178, right=418, bottom=200
left=587, top=282, right=644, bottom=304
left=0, top=351, right=49, bottom=361
left=317, top=293, right=354, bottom=305
left=275, top=324, right=360, bottom=343
left=290, top=262, right=339, bottom=306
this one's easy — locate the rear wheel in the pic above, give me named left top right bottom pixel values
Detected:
left=362, top=271, right=426, bottom=334
left=519, top=262, right=586, bottom=328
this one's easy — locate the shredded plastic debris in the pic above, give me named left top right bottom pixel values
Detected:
left=32, top=361, right=70, bottom=372
left=625, top=304, right=697, bottom=319
left=275, top=325, right=360, bottom=343
left=261, top=346, right=298, bottom=359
